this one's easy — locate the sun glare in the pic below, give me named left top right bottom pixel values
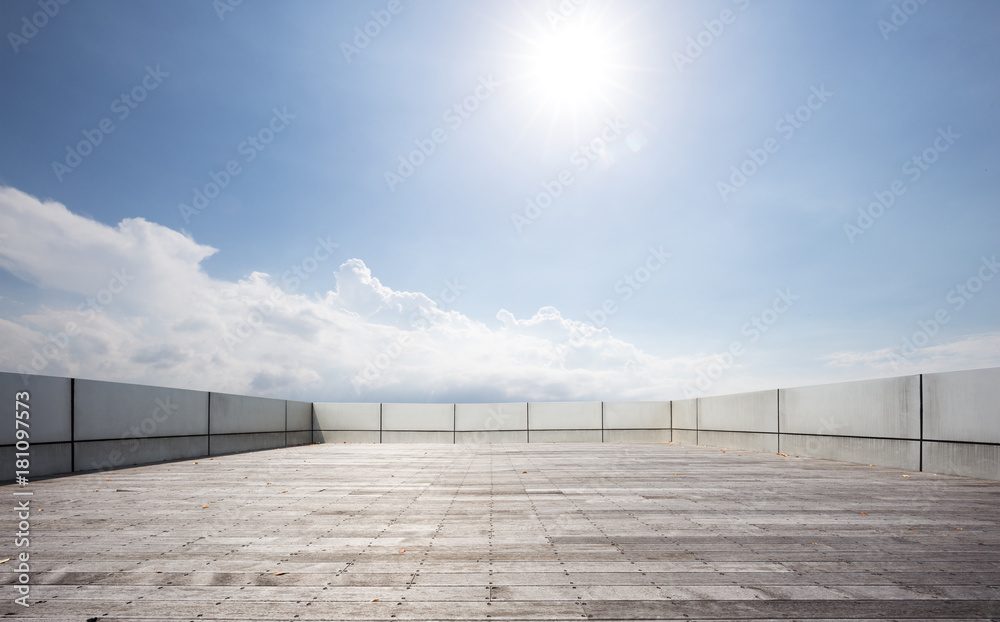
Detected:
left=505, top=6, right=638, bottom=143
left=532, top=25, right=609, bottom=105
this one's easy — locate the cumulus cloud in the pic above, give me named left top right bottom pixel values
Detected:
left=0, top=186, right=712, bottom=401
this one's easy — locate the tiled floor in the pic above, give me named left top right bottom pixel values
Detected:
left=2, top=442, right=998, bottom=620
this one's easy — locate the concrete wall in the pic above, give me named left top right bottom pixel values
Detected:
left=672, top=429, right=697, bottom=444
left=379, top=403, right=455, bottom=443
left=923, top=368, right=1000, bottom=444
left=0, top=372, right=72, bottom=479
left=309, top=401, right=670, bottom=445
left=383, top=430, right=454, bottom=444
left=4, top=366, right=999, bottom=481
left=780, top=376, right=920, bottom=438
left=698, top=430, right=778, bottom=453
left=530, top=429, right=603, bottom=443
left=603, top=401, right=670, bottom=443
left=0, top=373, right=72, bottom=445
left=527, top=402, right=601, bottom=442
left=699, top=389, right=778, bottom=433
left=210, top=392, right=285, bottom=434
left=285, top=400, right=313, bottom=447
left=314, top=403, right=380, bottom=430
left=696, top=390, right=777, bottom=452
left=780, top=434, right=919, bottom=470
left=382, top=403, right=454, bottom=432
left=456, top=430, right=528, bottom=444
left=0, top=372, right=317, bottom=481
left=456, top=403, right=527, bottom=432
left=922, top=368, right=1000, bottom=479
left=455, top=403, right=528, bottom=444
left=671, top=399, right=697, bottom=444
left=602, top=401, right=669, bottom=429
left=922, top=442, right=999, bottom=481
left=74, top=379, right=209, bottom=440
left=73, top=378, right=210, bottom=473
left=312, top=402, right=380, bottom=443
left=75, top=436, right=208, bottom=472
left=314, top=430, right=379, bottom=444
left=286, top=400, right=313, bottom=431
left=209, top=392, right=286, bottom=454
left=529, top=401, right=601, bottom=430
left=777, top=375, right=920, bottom=470
left=669, top=368, right=998, bottom=480
left=286, top=430, right=312, bottom=446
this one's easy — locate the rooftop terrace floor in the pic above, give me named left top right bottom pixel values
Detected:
left=2, top=442, right=999, bottom=621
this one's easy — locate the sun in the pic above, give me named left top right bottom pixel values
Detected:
left=503, top=5, right=639, bottom=142
left=530, top=24, right=611, bottom=107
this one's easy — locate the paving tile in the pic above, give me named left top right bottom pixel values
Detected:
left=1, top=442, right=998, bottom=620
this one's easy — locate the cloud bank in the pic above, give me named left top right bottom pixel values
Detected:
left=3, top=187, right=997, bottom=402
left=0, top=186, right=712, bottom=401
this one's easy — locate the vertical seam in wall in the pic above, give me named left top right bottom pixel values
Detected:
left=526, top=402, right=530, bottom=444
left=284, top=401, right=288, bottom=448
left=311, top=402, right=315, bottom=444
left=696, top=398, right=700, bottom=445
left=70, top=377, right=76, bottom=472
left=776, top=389, right=781, bottom=454
left=207, top=392, right=212, bottom=456
left=919, top=374, right=924, bottom=472
left=669, top=400, right=673, bottom=443
left=379, top=403, right=383, bottom=444
left=601, top=402, right=605, bottom=443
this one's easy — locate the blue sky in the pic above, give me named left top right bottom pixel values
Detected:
left=1, top=0, right=998, bottom=402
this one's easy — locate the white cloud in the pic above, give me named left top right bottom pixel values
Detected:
left=823, top=331, right=1000, bottom=377
left=0, top=186, right=713, bottom=401
left=6, top=186, right=996, bottom=402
